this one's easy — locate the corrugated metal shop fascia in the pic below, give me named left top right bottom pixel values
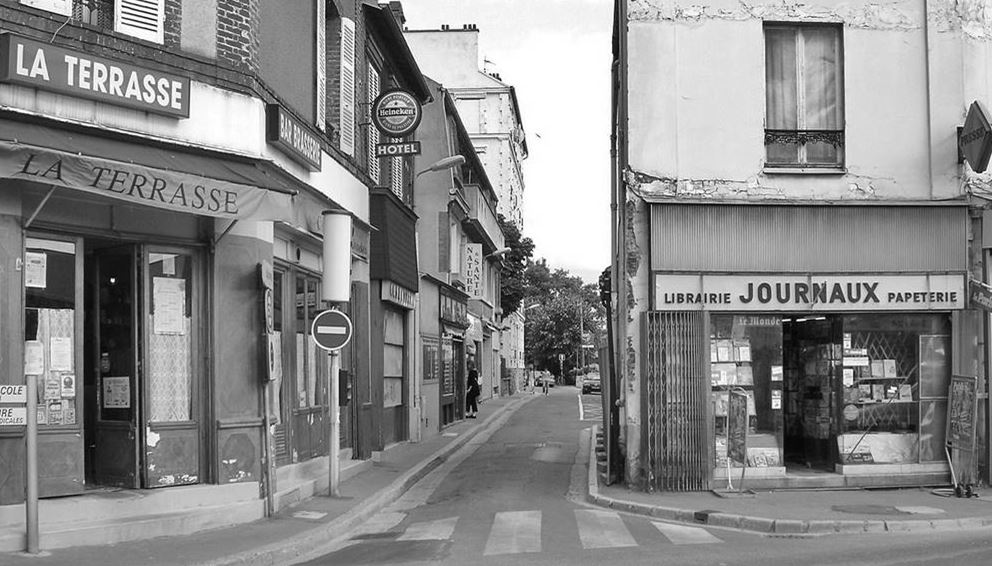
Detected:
left=651, top=204, right=968, bottom=273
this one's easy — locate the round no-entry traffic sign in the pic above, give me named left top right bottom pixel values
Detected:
left=311, top=310, right=353, bottom=352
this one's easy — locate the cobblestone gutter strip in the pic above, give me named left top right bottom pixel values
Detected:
left=204, top=395, right=537, bottom=566
left=584, top=426, right=992, bottom=536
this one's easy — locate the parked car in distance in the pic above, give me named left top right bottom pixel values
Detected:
left=580, top=373, right=601, bottom=395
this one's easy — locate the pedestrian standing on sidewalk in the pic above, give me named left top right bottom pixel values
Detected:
left=466, top=367, right=480, bottom=418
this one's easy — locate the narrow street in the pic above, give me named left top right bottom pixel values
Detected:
left=294, top=388, right=992, bottom=566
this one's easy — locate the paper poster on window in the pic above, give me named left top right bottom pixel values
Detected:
left=25, top=251, right=47, bottom=288
left=61, top=373, right=76, bottom=398
left=62, top=402, right=76, bottom=425
left=45, top=371, right=61, bottom=400
left=102, top=376, right=131, bottom=408
left=771, top=389, right=782, bottom=410
left=47, top=401, right=62, bottom=424
left=24, top=341, right=44, bottom=375
left=50, top=336, right=73, bottom=371
left=35, top=405, right=47, bottom=425
left=153, top=277, right=186, bottom=335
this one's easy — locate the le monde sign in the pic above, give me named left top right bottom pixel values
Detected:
left=654, top=274, right=965, bottom=312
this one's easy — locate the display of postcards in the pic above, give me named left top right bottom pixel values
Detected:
left=710, top=366, right=722, bottom=386
left=716, top=340, right=733, bottom=362
left=711, top=363, right=737, bottom=385
left=713, top=392, right=729, bottom=416
left=710, top=341, right=719, bottom=362
left=735, top=342, right=752, bottom=362
left=886, top=386, right=899, bottom=400
left=736, top=364, right=753, bottom=385
left=858, top=384, right=873, bottom=401
left=872, top=385, right=885, bottom=401
left=870, top=360, right=884, bottom=378
left=899, top=384, right=913, bottom=401
left=882, top=359, right=898, bottom=378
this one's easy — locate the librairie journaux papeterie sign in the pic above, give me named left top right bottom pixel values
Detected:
left=654, top=274, right=965, bottom=312
left=0, top=33, right=190, bottom=118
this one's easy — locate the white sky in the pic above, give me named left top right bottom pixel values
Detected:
left=400, top=0, right=614, bottom=284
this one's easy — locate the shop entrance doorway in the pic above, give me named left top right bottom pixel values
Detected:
left=85, top=244, right=140, bottom=488
left=83, top=241, right=204, bottom=489
left=782, top=317, right=841, bottom=472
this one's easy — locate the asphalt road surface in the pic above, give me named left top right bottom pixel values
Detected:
left=297, top=388, right=992, bottom=566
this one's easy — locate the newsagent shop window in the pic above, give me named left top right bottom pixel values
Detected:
left=712, top=313, right=952, bottom=472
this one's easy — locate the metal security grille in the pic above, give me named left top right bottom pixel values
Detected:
left=643, top=311, right=708, bottom=491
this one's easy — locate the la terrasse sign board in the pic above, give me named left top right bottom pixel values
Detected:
left=654, top=274, right=965, bottom=312
left=0, top=33, right=190, bottom=118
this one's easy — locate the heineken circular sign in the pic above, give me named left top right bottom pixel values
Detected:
left=372, top=89, right=422, bottom=137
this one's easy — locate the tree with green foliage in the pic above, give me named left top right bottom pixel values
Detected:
left=497, top=214, right=534, bottom=315
left=522, top=260, right=605, bottom=382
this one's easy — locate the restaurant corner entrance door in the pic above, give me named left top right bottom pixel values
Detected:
left=84, top=242, right=204, bottom=490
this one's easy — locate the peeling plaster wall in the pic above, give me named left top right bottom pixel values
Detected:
left=621, top=195, right=651, bottom=486
left=625, top=0, right=972, bottom=202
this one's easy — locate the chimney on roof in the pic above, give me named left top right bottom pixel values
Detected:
left=386, top=1, right=406, bottom=26
left=441, top=24, right=450, bottom=30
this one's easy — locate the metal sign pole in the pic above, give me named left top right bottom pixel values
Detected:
left=25, top=376, right=39, bottom=554
left=328, top=349, right=341, bottom=497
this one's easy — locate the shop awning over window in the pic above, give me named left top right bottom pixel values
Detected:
left=0, top=117, right=295, bottom=222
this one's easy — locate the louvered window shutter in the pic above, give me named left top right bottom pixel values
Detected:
left=315, top=0, right=326, bottom=131
left=115, top=0, right=164, bottom=44
left=367, top=64, right=380, bottom=183
left=390, top=152, right=402, bottom=199
left=339, top=18, right=357, bottom=156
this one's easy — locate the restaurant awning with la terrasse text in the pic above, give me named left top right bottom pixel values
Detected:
left=0, top=116, right=296, bottom=222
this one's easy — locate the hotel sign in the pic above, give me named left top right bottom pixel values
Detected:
left=0, top=33, right=190, bottom=118
left=654, top=274, right=965, bottom=312
left=266, top=105, right=321, bottom=170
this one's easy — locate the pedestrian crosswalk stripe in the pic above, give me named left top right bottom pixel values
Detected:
left=483, top=510, right=542, bottom=556
left=397, top=517, right=459, bottom=541
left=652, top=521, right=723, bottom=545
left=575, top=509, right=637, bottom=549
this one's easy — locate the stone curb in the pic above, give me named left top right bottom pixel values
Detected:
left=584, top=425, right=992, bottom=536
left=203, top=395, right=537, bottom=566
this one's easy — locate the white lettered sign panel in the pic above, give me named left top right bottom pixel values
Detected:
left=654, top=274, right=965, bottom=311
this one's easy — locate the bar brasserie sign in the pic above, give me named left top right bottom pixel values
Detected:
left=654, top=274, right=965, bottom=311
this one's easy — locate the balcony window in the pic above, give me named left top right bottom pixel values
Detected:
left=765, top=24, right=844, bottom=169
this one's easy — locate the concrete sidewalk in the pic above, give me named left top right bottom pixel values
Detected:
left=2, top=393, right=536, bottom=566
left=585, top=427, right=992, bottom=536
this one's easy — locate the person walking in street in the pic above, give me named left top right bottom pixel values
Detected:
left=466, top=367, right=480, bottom=418
left=542, top=375, right=550, bottom=396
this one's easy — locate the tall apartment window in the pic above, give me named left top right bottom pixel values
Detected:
left=764, top=24, right=844, bottom=168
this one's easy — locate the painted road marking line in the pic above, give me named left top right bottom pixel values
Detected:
left=483, top=510, right=541, bottom=556
left=652, top=521, right=723, bottom=545
left=575, top=509, right=637, bottom=549
left=292, top=511, right=328, bottom=520
left=316, top=326, right=347, bottom=334
left=577, top=394, right=585, bottom=420
left=398, top=517, right=459, bottom=541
